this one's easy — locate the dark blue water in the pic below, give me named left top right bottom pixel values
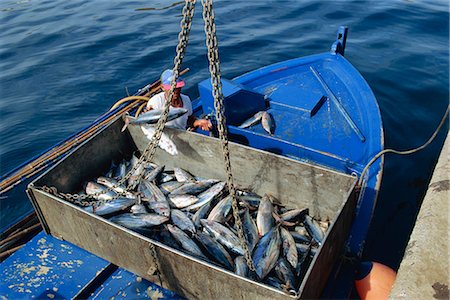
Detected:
left=1, top=0, right=448, bottom=270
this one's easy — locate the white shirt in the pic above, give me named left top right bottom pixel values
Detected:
left=146, top=92, right=193, bottom=130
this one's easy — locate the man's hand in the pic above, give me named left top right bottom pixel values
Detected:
left=193, top=119, right=213, bottom=131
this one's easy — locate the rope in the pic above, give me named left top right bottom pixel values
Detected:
left=358, top=105, right=449, bottom=186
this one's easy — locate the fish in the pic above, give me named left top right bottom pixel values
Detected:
left=207, top=195, right=232, bottom=224
left=238, top=194, right=261, bottom=210
left=196, top=232, right=234, bottom=270
left=174, top=167, right=196, bottom=182
left=109, top=213, right=168, bottom=230
left=280, top=208, right=309, bottom=223
left=169, top=179, right=218, bottom=195
left=167, top=224, right=206, bottom=259
left=261, top=111, right=275, bottom=135
left=201, top=219, right=244, bottom=256
left=128, top=154, right=144, bottom=187
left=234, top=256, right=248, bottom=277
left=240, top=208, right=259, bottom=252
left=130, top=203, right=148, bottom=214
left=280, top=227, right=298, bottom=268
left=253, top=226, right=281, bottom=279
left=192, top=202, right=211, bottom=228
left=144, top=165, right=165, bottom=182
left=170, top=209, right=196, bottom=235
left=84, top=198, right=136, bottom=216
left=85, top=181, right=118, bottom=201
left=159, top=181, right=184, bottom=195
left=168, top=194, right=199, bottom=209
left=114, top=160, right=127, bottom=179
left=304, top=215, right=325, bottom=245
left=185, top=182, right=226, bottom=212
left=140, top=180, right=171, bottom=217
left=238, top=111, right=265, bottom=128
left=140, top=125, right=178, bottom=156
left=122, top=108, right=188, bottom=131
left=96, top=176, right=135, bottom=199
left=256, top=195, right=274, bottom=237
left=290, top=231, right=311, bottom=244
left=274, top=258, right=297, bottom=291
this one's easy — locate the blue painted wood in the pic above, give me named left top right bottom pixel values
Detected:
left=1, top=231, right=111, bottom=299
left=88, top=268, right=182, bottom=300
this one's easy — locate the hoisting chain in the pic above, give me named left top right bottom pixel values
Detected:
left=201, top=0, right=256, bottom=272
left=39, top=0, right=196, bottom=213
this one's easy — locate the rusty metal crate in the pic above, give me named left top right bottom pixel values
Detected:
left=28, top=116, right=358, bottom=299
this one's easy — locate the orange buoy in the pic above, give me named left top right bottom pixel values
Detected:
left=354, top=261, right=397, bottom=300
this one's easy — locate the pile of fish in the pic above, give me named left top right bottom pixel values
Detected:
left=78, top=154, right=329, bottom=294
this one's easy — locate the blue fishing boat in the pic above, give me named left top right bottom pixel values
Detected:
left=1, top=26, right=383, bottom=299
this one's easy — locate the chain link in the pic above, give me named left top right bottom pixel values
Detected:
left=201, top=0, right=256, bottom=271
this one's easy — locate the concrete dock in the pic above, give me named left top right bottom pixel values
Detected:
left=389, top=132, right=449, bottom=299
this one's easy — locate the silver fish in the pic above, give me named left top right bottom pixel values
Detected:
left=84, top=198, right=136, bottom=216
left=170, top=209, right=196, bottom=234
left=240, top=208, right=259, bottom=252
left=114, top=160, right=127, bottom=179
left=196, top=232, right=234, bottom=270
left=234, top=256, right=248, bottom=277
left=280, top=208, right=309, bottom=223
left=238, top=111, right=265, bottom=128
left=128, top=108, right=188, bottom=126
left=168, top=194, right=199, bottom=209
left=167, top=224, right=206, bottom=259
left=144, top=165, right=165, bottom=182
left=304, top=215, right=325, bottom=245
left=159, top=181, right=184, bottom=195
left=85, top=182, right=117, bottom=201
left=170, top=180, right=218, bottom=196
left=96, top=176, right=135, bottom=199
left=128, top=154, right=144, bottom=187
left=275, top=258, right=297, bottom=291
left=192, top=202, right=211, bottom=228
left=174, top=167, right=196, bottom=182
left=290, top=231, right=310, bottom=244
left=256, top=195, right=274, bottom=237
left=140, top=180, right=170, bottom=217
left=280, top=227, right=298, bottom=268
left=185, top=182, right=226, bottom=212
left=207, top=195, right=232, bottom=224
left=201, top=219, right=244, bottom=256
left=239, top=194, right=261, bottom=210
left=130, top=203, right=147, bottom=214
left=261, top=111, right=275, bottom=135
left=109, top=213, right=168, bottom=229
left=253, top=226, right=281, bottom=279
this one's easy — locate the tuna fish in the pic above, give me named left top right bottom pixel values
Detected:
left=109, top=213, right=168, bottom=230
left=84, top=198, right=136, bottom=216
left=167, top=224, right=206, bottom=259
left=253, top=226, right=281, bottom=279
left=238, top=111, right=265, bottom=129
left=261, top=111, right=275, bottom=135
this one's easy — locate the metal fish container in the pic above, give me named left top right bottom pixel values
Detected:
left=28, top=116, right=358, bottom=299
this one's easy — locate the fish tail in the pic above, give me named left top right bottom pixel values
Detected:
left=121, top=115, right=130, bottom=132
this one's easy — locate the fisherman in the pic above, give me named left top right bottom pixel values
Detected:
left=145, top=69, right=212, bottom=131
